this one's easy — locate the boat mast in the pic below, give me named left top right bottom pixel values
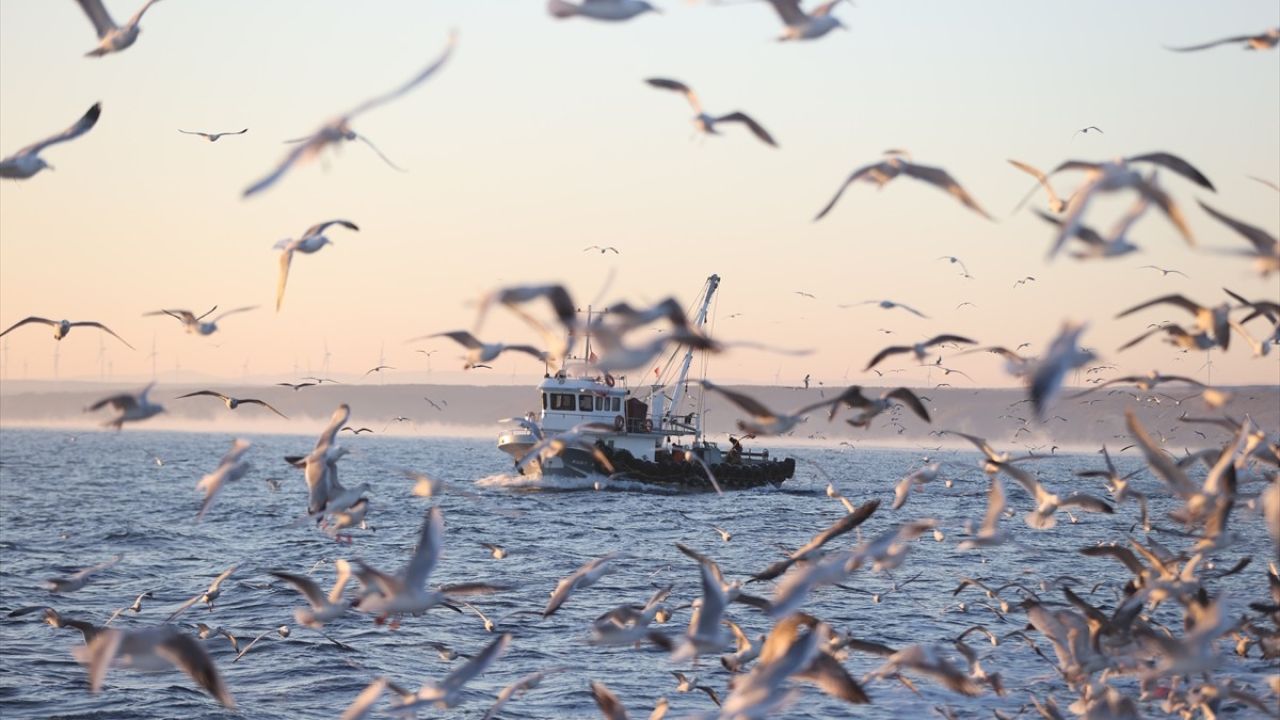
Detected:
left=667, top=274, right=719, bottom=431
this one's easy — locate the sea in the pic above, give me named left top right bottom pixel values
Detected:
left=0, top=427, right=1275, bottom=719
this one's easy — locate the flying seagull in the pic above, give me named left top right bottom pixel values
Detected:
left=1197, top=200, right=1278, bottom=276
left=547, top=0, right=661, bottom=21
left=243, top=32, right=456, bottom=197
left=274, top=220, right=359, bottom=311
left=1166, top=27, right=1279, bottom=52
left=0, top=102, right=101, bottom=180
left=422, top=330, right=548, bottom=369
left=86, top=383, right=164, bottom=430
left=815, top=150, right=992, bottom=221
left=0, top=316, right=132, bottom=349
left=145, top=305, right=256, bottom=336
left=1071, top=126, right=1104, bottom=140
left=864, top=334, right=976, bottom=370
left=645, top=78, right=777, bottom=147
left=759, top=0, right=848, bottom=41
left=74, top=0, right=163, bottom=57
left=175, top=391, right=288, bottom=419
left=1008, top=159, right=1076, bottom=214
left=178, top=128, right=247, bottom=142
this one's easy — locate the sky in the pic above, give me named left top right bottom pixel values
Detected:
left=0, top=0, right=1277, bottom=390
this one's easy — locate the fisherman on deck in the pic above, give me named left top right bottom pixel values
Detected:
left=727, top=435, right=743, bottom=464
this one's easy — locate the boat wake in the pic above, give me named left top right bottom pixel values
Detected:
left=474, top=472, right=682, bottom=494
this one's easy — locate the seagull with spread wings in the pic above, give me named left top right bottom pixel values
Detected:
left=0, top=102, right=101, bottom=179
left=178, top=128, right=247, bottom=142
left=547, top=0, right=661, bottom=22
left=1198, top=200, right=1278, bottom=276
left=758, top=0, right=848, bottom=41
left=1166, top=27, right=1279, bottom=52
left=864, top=334, right=976, bottom=370
left=423, top=330, right=547, bottom=369
left=74, top=0, right=163, bottom=57
left=815, top=150, right=992, bottom=221
left=645, top=78, right=777, bottom=147
left=0, top=315, right=133, bottom=349
left=274, top=220, right=359, bottom=311
left=243, top=32, right=456, bottom=197
left=175, top=390, right=287, bottom=418
left=145, top=305, right=257, bottom=336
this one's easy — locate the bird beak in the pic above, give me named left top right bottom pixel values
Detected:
left=46, top=164, right=56, bottom=172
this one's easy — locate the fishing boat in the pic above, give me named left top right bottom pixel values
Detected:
left=495, top=274, right=796, bottom=491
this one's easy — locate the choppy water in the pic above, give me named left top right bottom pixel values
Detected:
left=0, top=427, right=1274, bottom=719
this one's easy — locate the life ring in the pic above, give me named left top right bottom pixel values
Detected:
left=644, top=419, right=653, bottom=433
left=605, top=373, right=615, bottom=387
left=614, top=415, right=625, bottom=431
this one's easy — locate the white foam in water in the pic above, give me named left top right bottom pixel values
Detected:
left=475, top=471, right=680, bottom=494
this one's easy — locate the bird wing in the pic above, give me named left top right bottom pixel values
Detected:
left=926, top=334, right=976, bottom=348
left=354, top=133, right=409, bottom=172
left=156, top=631, right=236, bottom=708
left=1198, top=201, right=1277, bottom=255
left=885, top=388, right=930, bottom=422
left=68, top=321, right=135, bottom=349
left=1059, top=494, right=1114, bottom=513
left=813, top=162, right=883, bottom=221
left=276, top=250, right=294, bottom=311
left=176, top=390, right=228, bottom=401
left=715, top=112, right=777, bottom=147
left=700, top=380, right=777, bottom=420
left=899, top=161, right=993, bottom=220
left=1165, top=35, right=1255, bottom=52
left=1033, top=208, right=1106, bottom=253
left=403, top=506, right=444, bottom=591
left=1115, top=294, right=1201, bottom=320
left=1128, top=176, right=1194, bottom=246
left=87, top=391, right=138, bottom=412
left=1124, top=410, right=1198, bottom=499
left=18, top=103, right=102, bottom=156
left=978, top=476, right=1006, bottom=536
left=763, top=0, right=809, bottom=26
left=0, top=316, right=56, bottom=337
left=74, top=0, right=116, bottom=37
left=315, top=403, right=351, bottom=452
left=344, top=31, right=457, bottom=120
left=241, top=399, right=288, bottom=419
left=864, top=345, right=908, bottom=371
left=943, top=430, right=997, bottom=460
left=178, top=129, right=211, bottom=138
left=432, top=330, right=483, bottom=350
left=243, top=133, right=326, bottom=198
left=1126, top=152, right=1214, bottom=191
left=796, top=651, right=871, bottom=704
left=590, top=681, right=629, bottom=720
left=123, top=0, right=162, bottom=29
left=270, top=571, right=328, bottom=610
left=645, top=77, right=702, bottom=115
left=303, top=219, right=360, bottom=237
left=339, top=678, right=387, bottom=720
left=1007, top=159, right=1062, bottom=212
left=212, top=305, right=257, bottom=323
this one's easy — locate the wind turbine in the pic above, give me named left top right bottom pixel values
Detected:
left=322, top=339, right=332, bottom=376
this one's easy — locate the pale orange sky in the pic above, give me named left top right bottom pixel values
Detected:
left=1, top=1, right=1277, bottom=389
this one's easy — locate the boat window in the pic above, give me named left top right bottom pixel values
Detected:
left=596, top=396, right=608, bottom=411
left=549, top=393, right=575, bottom=411
left=578, top=395, right=595, bottom=411
left=611, top=398, right=620, bottom=412
left=542, top=393, right=548, bottom=409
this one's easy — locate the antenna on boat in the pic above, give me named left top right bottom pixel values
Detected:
left=668, top=274, right=720, bottom=440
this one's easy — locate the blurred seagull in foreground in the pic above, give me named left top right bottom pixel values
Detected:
left=1028, top=321, right=1094, bottom=420
left=1008, top=159, right=1076, bottom=214
left=390, top=634, right=512, bottom=710
left=145, top=305, right=257, bottom=336
left=243, top=32, right=455, bottom=197
left=841, top=299, right=931, bottom=318
left=270, top=559, right=353, bottom=629
left=0, top=102, right=101, bottom=179
left=759, top=0, right=848, bottom=41
left=1166, top=27, right=1279, bottom=52
left=179, top=128, right=247, bottom=142
left=645, top=78, right=777, bottom=147
left=45, top=555, right=123, bottom=594
left=0, top=315, right=132, bottom=349
left=815, top=150, right=992, bottom=221
left=1198, top=200, right=1279, bottom=276
left=274, top=220, right=358, bottom=311
left=195, top=439, right=253, bottom=522
left=74, top=0, right=163, bottom=57
left=86, top=383, right=164, bottom=429
left=547, top=0, right=661, bottom=21
left=74, top=625, right=234, bottom=708
left=424, top=330, right=547, bottom=369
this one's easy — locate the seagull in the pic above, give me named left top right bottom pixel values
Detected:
left=422, top=330, right=547, bottom=369
left=936, top=255, right=970, bottom=275
left=481, top=668, right=567, bottom=720
left=864, top=334, right=976, bottom=370
left=165, top=565, right=237, bottom=622
left=392, top=634, right=513, bottom=711
left=243, top=32, right=456, bottom=197
left=829, top=386, right=931, bottom=428
left=104, top=590, right=155, bottom=625
left=73, top=625, right=234, bottom=708
left=700, top=379, right=843, bottom=436
left=299, top=404, right=349, bottom=516
left=274, top=220, right=359, bottom=311
left=842, top=299, right=931, bottom=318
left=544, top=552, right=620, bottom=617
left=645, top=78, right=777, bottom=147
left=759, top=0, right=848, bottom=41
left=195, top=439, right=253, bottom=522
left=1072, top=126, right=1104, bottom=139
left=363, top=365, right=394, bottom=377
left=178, top=128, right=247, bottom=142
left=9, top=606, right=102, bottom=643
left=352, top=506, right=508, bottom=621
left=1116, top=294, right=1231, bottom=350
left=0, top=316, right=133, bottom=349
left=1198, top=200, right=1278, bottom=276
left=1028, top=321, right=1095, bottom=420
left=1139, top=265, right=1188, bottom=278
left=1032, top=205, right=1143, bottom=260
left=45, top=555, right=123, bottom=594
left=86, top=383, right=165, bottom=429
left=74, top=0, right=163, bottom=57
left=1166, top=27, right=1280, bottom=52
left=175, top=391, right=287, bottom=418
left=341, top=426, right=374, bottom=435
left=815, top=150, right=992, bottom=221
left=270, top=559, right=353, bottom=629
left=145, top=305, right=256, bottom=336
left=277, top=381, right=317, bottom=391
left=749, top=500, right=879, bottom=583
left=1248, top=175, right=1280, bottom=191
left=584, top=245, right=620, bottom=254
left=481, top=543, right=508, bottom=559
left=795, top=291, right=817, bottom=299
left=0, top=102, right=101, bottom=179
left=1005, top=471, right=1113, bottom=530
left=1008, top=159, right=1076, bottom=214
left=547, top=0, right=661, bottom=22
left=1013, top=276, right=1036, bottom=288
